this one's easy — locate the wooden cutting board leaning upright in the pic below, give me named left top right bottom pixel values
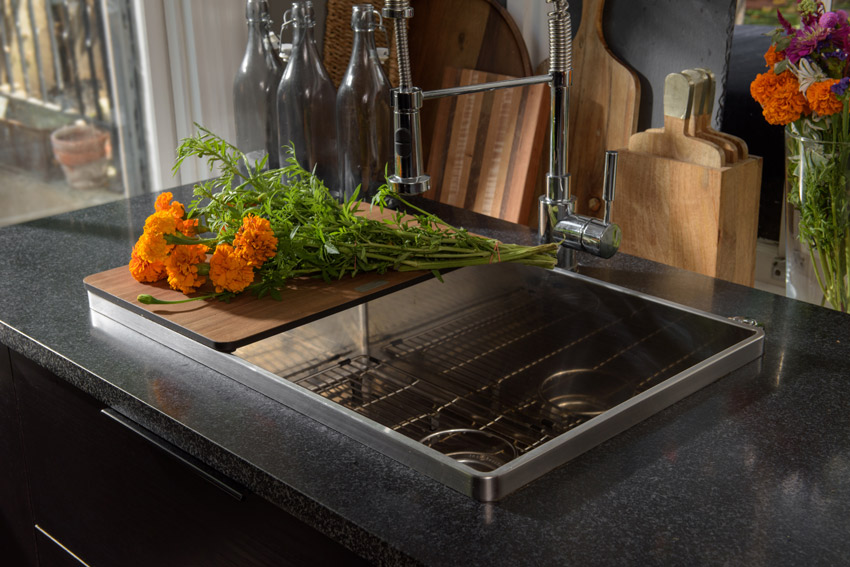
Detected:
left=568, top=0, right=641, bottom=217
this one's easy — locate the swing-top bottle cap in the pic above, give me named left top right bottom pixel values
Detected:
left=288, top=1, right=317, bottom=28
left=245, top=0, right=269, bottom=23
left=351, top=4, right=381, bottom=32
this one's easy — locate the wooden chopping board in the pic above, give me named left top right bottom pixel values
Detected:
left=426, top=67, right=549, bottom=224
left=568, top=0, right=640, bottom=217
left=406, top=0, right=532, bottom=162
left=84, top=207, right=431, bottom=353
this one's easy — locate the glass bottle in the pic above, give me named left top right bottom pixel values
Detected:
left=232, top=0, right=280, bottom=168
left=276, top=1, right=338, bottom=192
left=262, top=11, right=284, bottom=168
left=336, top=5, right=392, bottom=201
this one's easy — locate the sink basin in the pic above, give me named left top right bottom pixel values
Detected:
left=88, top=263, right=763, bottom=501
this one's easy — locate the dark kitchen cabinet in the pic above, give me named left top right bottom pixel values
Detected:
left=34, top=526, right=90, bottom=567
left=0, top=344, right=37, bottom=566
left=6, top=347, right=369, bottom=566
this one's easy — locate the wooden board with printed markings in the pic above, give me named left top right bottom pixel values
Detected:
left=406, top=0, right=532, bottom=162
left=425, top=67, right=549, bottom=225
left=84, top=206, right=431, bottom=353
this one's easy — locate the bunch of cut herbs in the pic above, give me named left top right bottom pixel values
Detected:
left=130, top=127, right=558, bottom=304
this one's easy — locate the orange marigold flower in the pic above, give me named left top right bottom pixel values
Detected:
left=170, top=201, right=186, bottom=221
left=129, top=243, right=166, bottom=283
left=233, top=215, right=278, bottom=267
left=764, top=44, right=785, bottom=68
left=136, top=210, right=179, bottom=263
left=750, top=69, right=778, bottom=106
left=209, top=243, right=255, bottom=293
left=751, top=70, right=809, bottom=125
left=164, top=244, right=209, bottom=294
left=144, top=208, right=178, bottom=235
left=154, top=191, right=174, bottom=212
left=154, top=191, right=188, bottom=228
left=135, top=232, right=171, bottom=264
left=177, top=217, right=199, bottom=238
left=806, top=79, right=843, bottom=116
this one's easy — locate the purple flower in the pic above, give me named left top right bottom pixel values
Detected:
left=831, top=77, right=850, bottom=96
left=778, top=9, right=795, bottom=34
left=786, top=26, right=830, bottom=63
left=822, top=49, right=848, bottom=61
left=821, top=12, right=839, bottom=29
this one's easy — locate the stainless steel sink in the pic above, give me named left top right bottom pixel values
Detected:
left=88, top=263, right=764, bottom=501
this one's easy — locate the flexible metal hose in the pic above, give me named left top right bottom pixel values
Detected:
left=384, top=0, right=413, bottom=88
left=547, top=0, right=572, bottom=74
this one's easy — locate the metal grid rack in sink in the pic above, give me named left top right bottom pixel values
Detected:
left=284, top=281, right=740, bottom=474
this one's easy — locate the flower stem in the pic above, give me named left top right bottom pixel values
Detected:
left=137, top=292, right=221, bottom=305
left=164, top=233, right=218, bottom=246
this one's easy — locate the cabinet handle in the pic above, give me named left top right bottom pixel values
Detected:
left=100, top=408, right=244, bottom=501
left=35, top=524, right=92, bottom=566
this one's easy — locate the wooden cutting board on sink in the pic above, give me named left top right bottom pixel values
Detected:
left=84, top=207, right=432, bottom=353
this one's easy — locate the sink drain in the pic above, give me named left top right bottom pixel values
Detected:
left=420, top=429, right=517, bottom=472
left=539, top=369, right=634, bottom=419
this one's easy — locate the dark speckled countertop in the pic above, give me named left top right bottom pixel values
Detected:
left=2, top=188, right=849, bottom=566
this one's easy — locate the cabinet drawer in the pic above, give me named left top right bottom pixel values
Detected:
left=11, top=351, right=367, bottom=566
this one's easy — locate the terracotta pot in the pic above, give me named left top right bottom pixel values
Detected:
left=50, top=123, right=110, bottom=190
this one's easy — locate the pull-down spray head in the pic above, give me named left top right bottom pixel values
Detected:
left=382, top=0, right=430, bottom=195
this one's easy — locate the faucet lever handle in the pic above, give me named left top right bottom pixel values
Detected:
left=602, top=150, right=617, bottom=224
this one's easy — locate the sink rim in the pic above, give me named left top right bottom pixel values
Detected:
left=87, top=266, right=764, bottom=501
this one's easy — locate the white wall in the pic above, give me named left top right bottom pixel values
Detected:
left=133, top=0, right=246, bottom=191
left=505, top=1, right=550, bottom=71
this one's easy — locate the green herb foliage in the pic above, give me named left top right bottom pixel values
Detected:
left=786, top=111, right=850, bottom=311
left=160, top=127, right=558, bottom=303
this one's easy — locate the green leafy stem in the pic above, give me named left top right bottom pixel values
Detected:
left=137, top=126, right=558, bottom=305
left=786, top=112, right=850, bottom=312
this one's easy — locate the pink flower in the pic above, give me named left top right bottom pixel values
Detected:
left=820, top=12, right=839, bottom=29
left=786, top=25, right=830, bottom=63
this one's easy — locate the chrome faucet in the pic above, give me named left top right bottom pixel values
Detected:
left=382, top=0, right=620, bottom=269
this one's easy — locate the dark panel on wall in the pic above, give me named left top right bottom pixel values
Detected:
left=602, top=0, right=737, bottom=131
left=721, top=24, right=785, bottom=241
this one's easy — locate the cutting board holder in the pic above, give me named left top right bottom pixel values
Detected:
left=613, top=150, right=763, bottom=286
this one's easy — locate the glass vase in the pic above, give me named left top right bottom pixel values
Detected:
left=784, top=128, right=850, bottom=313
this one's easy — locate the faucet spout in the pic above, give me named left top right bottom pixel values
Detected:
left=384, top=0, right=621, bottom=268
left=388, top=87, right=430, bottom=194
left=538, top=0, right=621, bottom=268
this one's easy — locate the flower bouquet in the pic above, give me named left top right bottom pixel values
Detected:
left=128, top=128, right=559, bottom=305
left=750, top=0, right=850, bottom=312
